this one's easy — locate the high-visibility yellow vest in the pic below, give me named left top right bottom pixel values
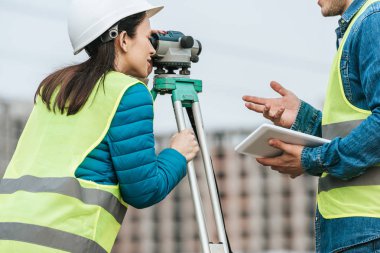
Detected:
left=0, top=71, right=142, bottom=252
left=318, top=0, right=380, bottom=219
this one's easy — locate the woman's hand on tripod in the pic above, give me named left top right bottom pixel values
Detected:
left=243, top=81, right=300, bottom=128
left=170, top=129, right=200, bottom=162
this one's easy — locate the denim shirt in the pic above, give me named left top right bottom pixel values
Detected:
left=291, top=0, right=380, bottom=251
left=293, top=0, right=380, bottom=179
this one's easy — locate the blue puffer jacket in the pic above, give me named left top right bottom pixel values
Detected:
left=75, top=83, right=187, bottom=208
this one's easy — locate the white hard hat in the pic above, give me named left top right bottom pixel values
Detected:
left=68, top=0, right=163, bottom=55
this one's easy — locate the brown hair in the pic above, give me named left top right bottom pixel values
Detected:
left=35, top=12, right=146, bottom=115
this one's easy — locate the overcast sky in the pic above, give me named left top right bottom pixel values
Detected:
left=0, top=0, right=339, bottom=133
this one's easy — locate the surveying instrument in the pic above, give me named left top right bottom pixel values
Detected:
left=150, top=31, right=233, bottom=253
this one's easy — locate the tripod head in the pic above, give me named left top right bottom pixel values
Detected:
left=150, top=31, right=202, bottom=76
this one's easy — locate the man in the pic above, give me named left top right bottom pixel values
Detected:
left=243, top=0, right=380, bottom=252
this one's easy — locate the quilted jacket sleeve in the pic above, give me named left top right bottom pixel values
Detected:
left=107, top=83, right=187, bottom=209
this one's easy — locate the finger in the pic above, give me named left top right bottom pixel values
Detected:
left=272, top=166, right=293, bottom=174
left=271, top=166, right=283, bottom=172
left=256, top=157, right=266, bottom=165
left=263, top=104, right=272, bottom=119
left=272, top=107, right=285, bottom=119
left=245, top=103, right=265, bottom=113
left=242, top=95, right=267, bottom=105
left=270, top=81, right=289, bottom=97
left=256, top=157, right=282, bottom=167
left=151, top=29, right=167, bottom=34
left=290, top=173, right=301, bottom=179
left=268, top=139, right=293, bottom=152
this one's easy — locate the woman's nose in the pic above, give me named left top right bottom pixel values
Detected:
left=149, top=43, right=156, bottom=56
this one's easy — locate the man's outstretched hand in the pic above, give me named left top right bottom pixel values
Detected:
left=243, top=81, right=301, bottom=128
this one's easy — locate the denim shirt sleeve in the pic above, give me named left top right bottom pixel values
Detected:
left=302, top=12, right=380, bottom=179
left=290, top=101, right=324, bottom=176
left=291, top=100, right=322, bottom=136
left=108, top=84, right=187, bottom=208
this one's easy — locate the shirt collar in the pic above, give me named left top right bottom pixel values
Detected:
left=336, top=0, right=368, bottom=47
left=339, top=0, right=367, bottom=26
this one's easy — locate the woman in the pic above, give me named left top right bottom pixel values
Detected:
left=0, top=0, right=199, bottom=252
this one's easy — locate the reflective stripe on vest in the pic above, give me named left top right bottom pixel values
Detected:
left=322, top=119, right=363, bottom=140
left=0, top=176, right=127, bottom=223
left=318, top=0, right=380, bottom=218
left=320, top=119, right=380, bottom=193
left=319, top=166, right=380, bottom=192
left=0, top=222, right=106, bottom=253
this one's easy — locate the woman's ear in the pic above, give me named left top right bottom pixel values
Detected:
left=116, top=31, right=129, bottom=53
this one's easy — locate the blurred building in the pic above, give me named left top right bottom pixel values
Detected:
left=0, top=101, right=317, bottom=253
left=0, top=99, right=31, bottom=177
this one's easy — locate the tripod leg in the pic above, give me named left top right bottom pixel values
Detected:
left=192, top=102, right=230, bottom=253
left=172, top=101, right=211, bottom=253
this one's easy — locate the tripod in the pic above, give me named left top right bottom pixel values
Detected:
left=152, top=74, right=232, bottom=253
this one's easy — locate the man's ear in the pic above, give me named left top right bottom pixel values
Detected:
left=116, top=31, right=129, bottom=53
